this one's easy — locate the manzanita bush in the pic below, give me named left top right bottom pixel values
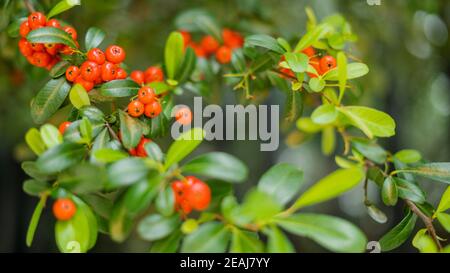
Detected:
left=6, top=1, right=450, bottom=253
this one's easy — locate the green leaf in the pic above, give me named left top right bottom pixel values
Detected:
left=352, top=139, right=387, bottom=164
left=244, top=34, right=286, bottom=54
left=47, top=0, right=81, bottom=19
left=284, top=52, right=308, bottom=73
left=100, top=79, right=140, bottom=97
left=25, top=128, right=46, bottom=155
left=311, top=104, right=338, bottom=125
left=22, top=161, right=53, bottom=181
left=58, top=164, right=106, bottom=194
left=393, top=177, right=426, bottom=204
left=275, top=213, right=367, bottom=253
left=31, top=78, right=71, bottom=124
left=119, top=110, right=143, bottom=149
left=164, top=128, right=204, bottom=169
left=6, top=17, right=27, bottom=38
left=240, top=189, right=283, bottom=223
left=394, top=149, right=422, bottom=164
left=79, top=105, right=105, bottom=123
left=40, top=124, right=62, bottom=149
left=265, top=226, right=295, bottom=253
left=148, top=81, right=171, bottom=95
left=412, top=229, right=438, bottom=253
left=323, top=63, right=369, bottom=81
left=257, top=163, right=304, bottom=206
left=26, top=196, right=46, bottom=247
left=84, top=27, right=105, bottom=50
left=69, top=84, right=90, bottom=109
left=181, top=222, right=231, bottom=253
left=297, top=117, right=322, bottom=133
left=94, top=148, right=128, bottom=163
left=36, top=142, right=86, bottom=174
left=155, top=187, right=175, bottom=216
left=337, top=106, right=396, bottom=138
left=379, top=211, right=417, bottom=251
left=293, top=167, right=364, bottom=209
left=436, top=186, right=450, bottom=213
left=27, top=27, right=77, bottom=48
left=382, top=177, right=398, bottom=206
left=144, top=141, right=164, bottom=162
left=150, top=230, right=182, bottom=253
left=309, top=77, right=325, bottom=92
left=436, top=212, right=450, bottom=232
left=230, top=229, right=263, bottom=253
left=367, top=204, right=388, bottom=224
left=176, top=46, right=197, bottom=83
left=49, top=61, right=70, bottom=78
left=165, top=31, right=184, bottom=79
left=124, top=175, right=162, bottom=216
left=138, top=214, right=180, bottom=241
left=106, top=158, right=149, bottom=189
left=321, top=126, right=335, bottom=155
left=294, top=23, right=331, bottom=52
left=395, top=163, right=450, bottom=184
left=23, top=179, right=49, bottom=197
left=337, top=51, right=347, bottom=101
left=182, top=152, right=248, bottom=183
left=277, top=37, right=291, bottom=52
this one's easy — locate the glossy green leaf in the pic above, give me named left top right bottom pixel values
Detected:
left=394, top=177, right=426, bottom=204
left=164, top=128, right=204, bottom=169
left=93, top=148, right=128, bottom=163
left=309, top=77, right=325, bottom=92
left=84, top=27, right=105, bottom=50
left=31, top=78, right=71, bottom=124
left=265, top=226, right=295, bottom=253
left=412, top=229, right=438, bottom=253
left=323, top=63, right=369, bottom=80
left=284, top=52, right=308, bottom=73
left=165, top=31, right=184, bottom=79
left=293, top=167, right=364, bottom=209
left=230, top=229, right=263, bottom=253
left=138, top=214, right=180, bottom=241
left=379, top=211, right=417, bottom=251
left=106, top=158, right=149, bottom=189
left=49, top=61, right=70, bottom=78
left=27, top=27, right=77, bottom=48
left=240, top=189, right=283, bottom=223
left=79, top=105, right=105, bottom=123
left=26, top=196, right=46, bottom=247
left=294, top=23, right=330, bottom=52
left=367, top=204, right=387, bottom=224
left=351, top=139, right=387, bottom=164
left=296, top=117, right=322, bottom=133
left=40, top=124, right=62, bottom=149
left=69, top=84, right=90, bottom=109
left=100, top=79, right=140, bottom=97
left=155, top=187, right=175, bottom=216
left=321, top=126, right=335, bottom=155
left=150, top=230, right=182, bottom=253
left=436, top=212, right=450, bottom=232
left=47, top=0, right=81, bottom=19
left=395, top=163, right=450, bottom=184
left=337, top=51, right=347, bottom=101
left=311, top=104, right=338, bottom=125
left=36, top=142, right=86, bottom=174
left=394, top=149, right=422, bottom=163
left=182, top=152, right=248, bottom=183
left=275, top=213, right=367, bottom=253
left=143, top=141, right=164, bottom=162
left=119, top=110, right=143, bottom=149
left=25, top=129, right=46, bottom=156
left=79, top=118, right=93, bottom=143
left=245, top=34, right=286, bottom=54
left=176, top=46, right=197, bottom=83
left=382, top=177, right=398, bottom=206
left=257, top=163, right=304, bottom=206
left=21, top=161, right=53, bottom=182
left=181, top=222, right=231, bottom=253
left=338, top=106, right=396, bottom=138
left=436, top=186, right=450, bottom=213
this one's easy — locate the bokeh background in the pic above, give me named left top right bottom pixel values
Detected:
left=0, top=0, right=449, bottom=252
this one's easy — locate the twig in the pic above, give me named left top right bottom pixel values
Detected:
left=24, top=0, right=35, bottom=13
left=105, top=122, right=120, bottom=142
left=405, top=200, right=443, bottom=251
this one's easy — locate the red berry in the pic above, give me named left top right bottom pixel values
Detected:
left=188, top=42, right=206, bottom=58
left=128, top=100, right=144, bottom=117
left=45, top=43, right=59, bottom=55
left=319, top=55, right=337, bottom=73
left=200, top=35, right=220, bottom=55
left=130, top=70, right=145, bottom=85
left=105, top=45, right=126, bottom=64
left=46, top=57, right=59, bottom=70
left=308, top=57, right=322, bottom=78
left=53, top=198, right=76, bottom=221
left=75, top=76, right=94, bottom=92
left=65, top=66, right=80, bottom=82
left=80, top=61, right=101, bottom=82
left=30, top=42, right=45, bottom=52
left=116, top=67, right=127, bottom=79
left=58, top=121, right=71, bottom=134
left=222, top=28, right=244, bottom=49
left=28, top=12, right=46, bottom=30
left=87, top=48, right=106, bottom=65
left=19, top=20, right=31, bottom=38
left=215, top=46, right=232, bottom=64
left=46, top=19, right=61, bottom=28
left=175, top=107, right=192, bottom=125
left=179, top=30, right=191, bottom=47
left=137, top=86, right=156, bottom=104
left=136, top=138, right=151, bottom=157
left=144, top=66, right=164, bottom=83
left=31, top=52, right=51, bottom=67
left=101, top=62, right=117, bottom=82
left=129, top=148, right=137, bottom=156
left=144, top=100, right=162, bottom=118
left=184, top=176, right=211, bottom=211
left=60, top=45, right=75, bottom=55
left=18, top=38, right=33, bottom=57
left=63, top=26, right=77, bottom=40
left=302, top=46, right=316, bottom=58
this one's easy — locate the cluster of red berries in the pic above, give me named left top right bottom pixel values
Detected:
left=279, top=46, right=337, bottom=78
left=53, top=198, right=76, bottom=221
left=171, top=176, right=211, bottom=215
left=129, top=136, right=151, bottom=157
left=180, top=28, right=244, bottom=64
left=127, top=86, right=162, bottom=118
left=129, top=66, right=164, bottom=86
left=65, top=45, right=127, bottom=91
left=18, top=12, right=79, bottom=70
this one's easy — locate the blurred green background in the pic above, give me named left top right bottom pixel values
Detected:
left=0, top=0, right=449, bottom=252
